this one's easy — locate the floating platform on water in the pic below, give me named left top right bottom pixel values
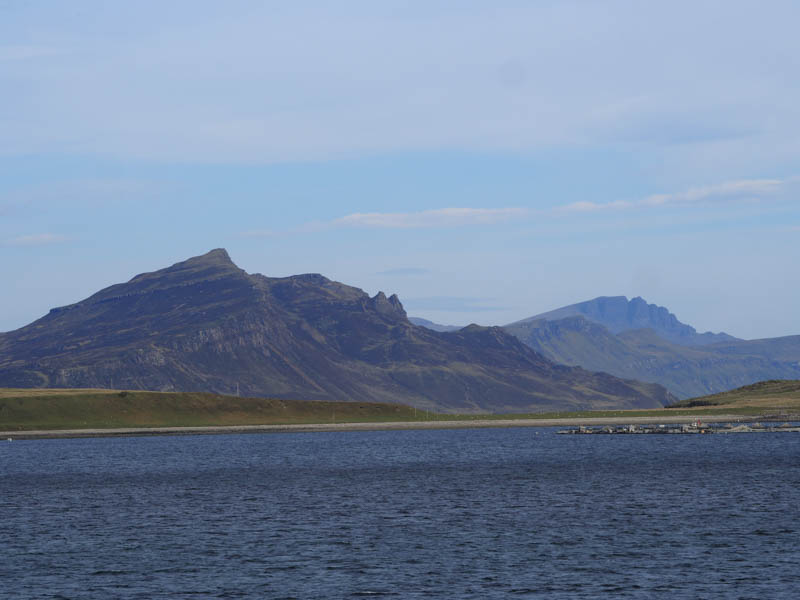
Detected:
left=556, top=422, right=800, bottom=435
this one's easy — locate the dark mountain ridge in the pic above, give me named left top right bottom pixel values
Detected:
left=0, top=250, right=673, bottom=412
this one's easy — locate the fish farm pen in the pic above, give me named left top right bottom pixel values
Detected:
left=557, top=422, right=800, bottom=435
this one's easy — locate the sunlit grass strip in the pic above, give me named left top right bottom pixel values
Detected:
left=3, top=387, right=797, bottom=432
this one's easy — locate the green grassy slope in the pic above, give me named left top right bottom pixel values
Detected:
left=1, top=387, right=785, bottom=432
left=668, top=379, right=800, bottom=408
left=0, top=389, right=424, bottom=431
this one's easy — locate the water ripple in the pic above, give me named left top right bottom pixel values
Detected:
left=1, top=429, right=799, bottom=598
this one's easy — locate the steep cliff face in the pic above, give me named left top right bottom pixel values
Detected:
left=0, top=250, right=674, bottom=412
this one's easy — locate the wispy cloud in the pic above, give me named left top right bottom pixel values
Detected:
left=4, top=233, right=70, bottom=247
left=329, top=207, right=526, bottom=229
left=561, top=200, right=636, bottom=213
left=559, top=178, right=786, bottom=213
left=239, top=207, right=527, bottom=238
left=376, top=267, right=430, bottom=276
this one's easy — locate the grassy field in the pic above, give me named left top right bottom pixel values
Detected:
left=3, top=383, right=800, bottom=432
left=668, top=379, right=800, bottom=410
left=0, top=389, right=427, bottom=431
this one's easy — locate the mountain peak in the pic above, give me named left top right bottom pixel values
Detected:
left=512, top=295, right=738, bottom=347
left=187, top=248, right=233, bottom=265
left=149, top=248, right=242, bottom=280
left=72, top=249, right=248, bottom=307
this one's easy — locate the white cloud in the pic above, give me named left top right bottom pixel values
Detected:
left=642, top=179, right=783, bottom=206
left=4, top=233, right=70, bottom=247
left=559, top=200, right=634, bottom=213
left=329, top=207, right=527, bottom=229
left=559, top=178, right=787, bottom=213
left=238, top=207, right=526, bottom=238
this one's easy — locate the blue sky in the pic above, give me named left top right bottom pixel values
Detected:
left=2, top=1, right=799, bottom=339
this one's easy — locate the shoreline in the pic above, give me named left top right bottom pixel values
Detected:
left=0, top=413, right=777, bottom=440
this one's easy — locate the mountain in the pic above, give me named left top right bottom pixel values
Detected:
left=505, top=308, right=800, bottom=399
left=408, top=317, right=462, bottom=332
left=512, top=296, right=739, bottom=346
left=704, top=336, right=800, bottom=363
left=0, top=250, right=673, bottom=413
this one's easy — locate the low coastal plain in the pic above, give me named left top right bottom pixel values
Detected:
left=3, top=380, right=800, bottom=440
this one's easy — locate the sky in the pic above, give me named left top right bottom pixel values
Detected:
left=2, top=0, right=799, bottom=340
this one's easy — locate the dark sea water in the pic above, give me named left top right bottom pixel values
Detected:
left=2, top=428, right=800, bottom=599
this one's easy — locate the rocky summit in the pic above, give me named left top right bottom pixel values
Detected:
left=512, top=295, right=739, bottom=346
left=505, top=299, right=800, bottom=399
left=0, top=250, right=674, bottom=412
